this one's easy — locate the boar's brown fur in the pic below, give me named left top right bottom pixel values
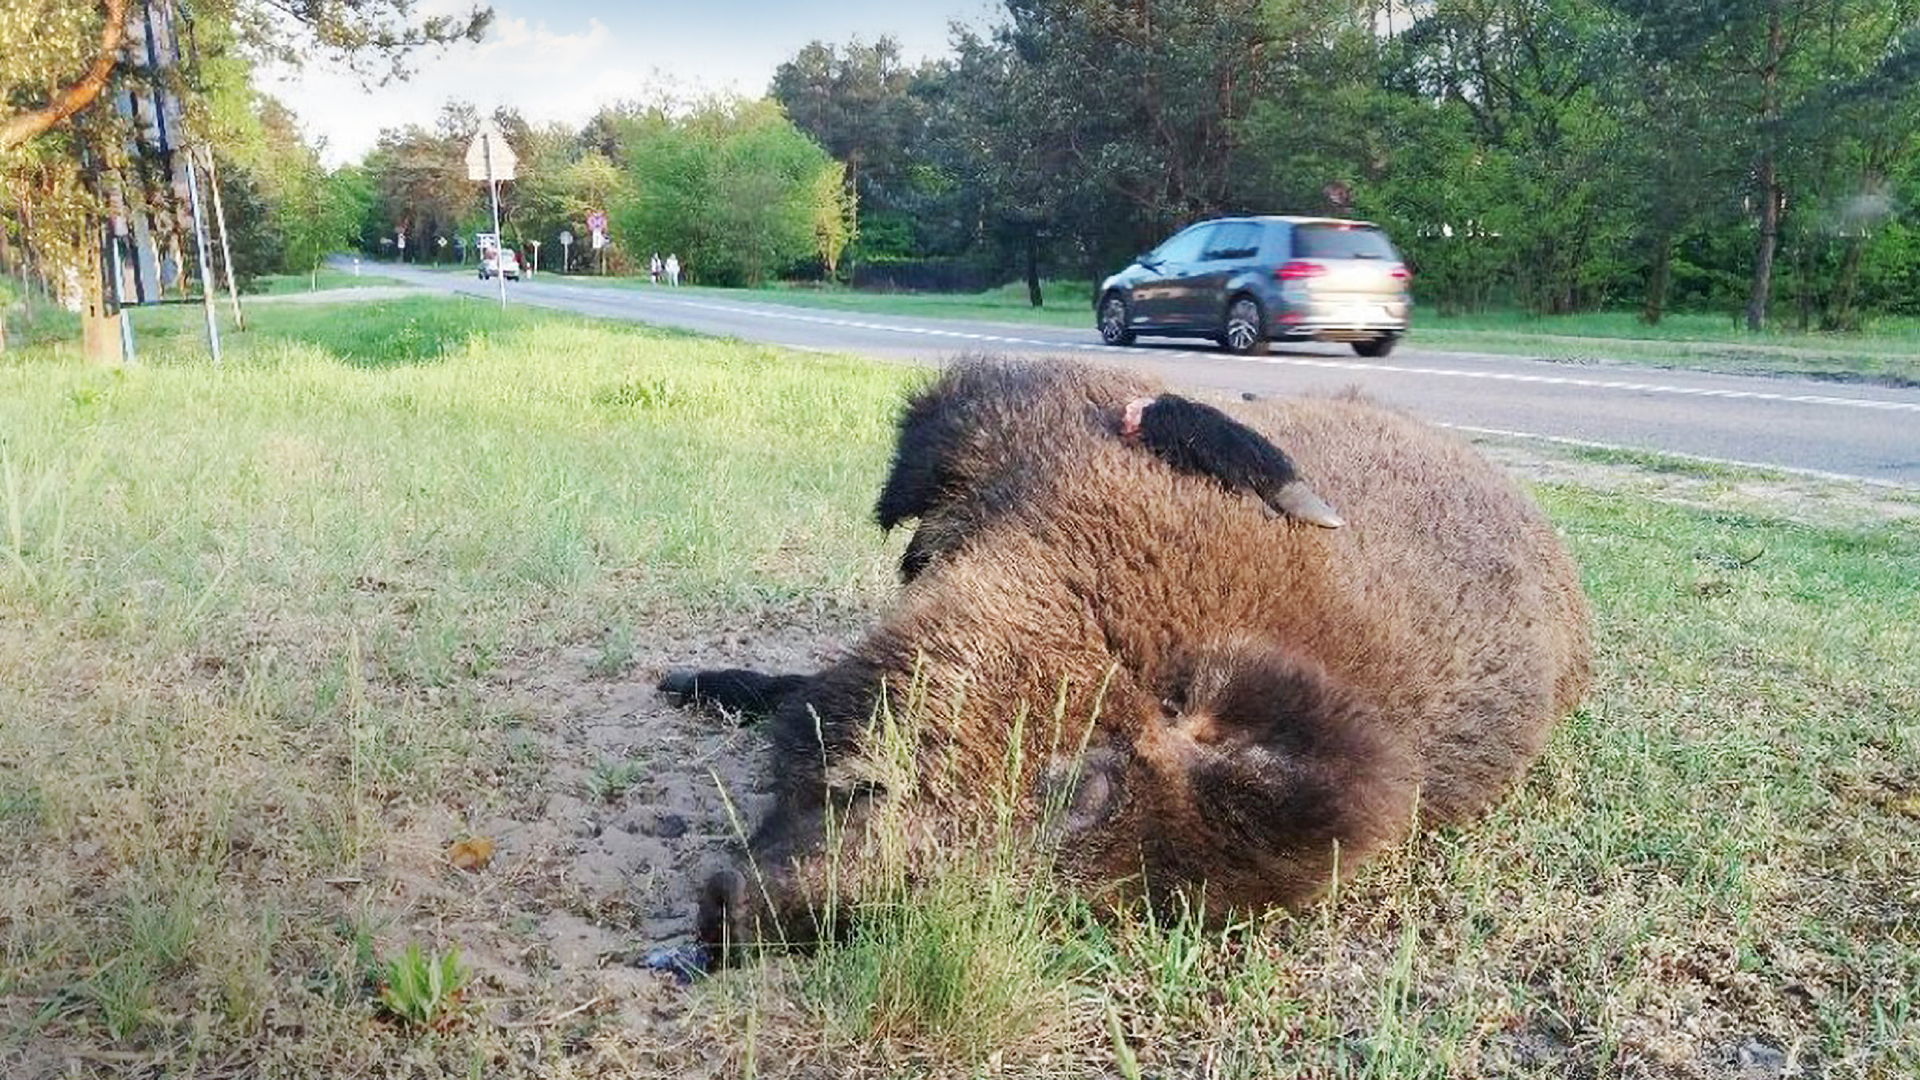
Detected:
left=683, top=357, right=1591, bottom=951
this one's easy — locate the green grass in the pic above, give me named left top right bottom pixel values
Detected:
left=377, top=944, right=467, bottom=1029
left=1425, top=306, right=1920, bottom=343
left=2, top=295, right=1915, bottom=1076
left=249, top=267, right=405, bottom=294
left=1416, top=309, right=1920, bottom=384
left=0, top=294, right=80, bottom=349
left=129, top=293, right=555, bottom=367
left=510, top=267, right=1099, bottom=326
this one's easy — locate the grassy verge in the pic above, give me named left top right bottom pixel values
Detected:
left=1415, top=310, right=1920, bottom=385
left=543, top=272, right=1098, bottom=326
left=1, top=296, right=1913, bottom=1077
left=249, top=267, right=406, bottom=294
left=0, top=295, right=80, bottom=350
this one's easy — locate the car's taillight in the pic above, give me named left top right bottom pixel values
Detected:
left=1389, top=265, right=1411, bottom=283
left=1276, top=260, right=1325, bottom=281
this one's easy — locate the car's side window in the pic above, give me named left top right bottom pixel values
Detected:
left=1202, top=222, right=1261, bottom=261
left=1152, top=224, right=1217, bottom=265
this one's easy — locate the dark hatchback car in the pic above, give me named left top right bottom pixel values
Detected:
left=1096, top=216, right=1411, bottom=357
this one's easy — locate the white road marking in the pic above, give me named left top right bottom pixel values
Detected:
left=1442, top=424, right=1914, bottom=488
left=641, top=296, right=1920, bottom=416
left=415, top=271, right=1920, bottom=417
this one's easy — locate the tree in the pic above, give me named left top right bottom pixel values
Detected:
left=0, top=0, right=129, bottom=152
left=911, top=0, right=1331, bottom=301
left=996, top=0, right=1293, bottom=242
left=361, top=120, right=476, bottom=261
left=771, top=37, right=930, bottom=259
left=2, top=0, right=492, bottom=361
left=1, top=0, right=490, bottom=153
left=1375, top=0, right=1644, bottom=314
left=614, top=98, right=847, bottom=286
left=809, top=159, right=856, bottom=280
left=1603, top=0, right=1920, bottom=329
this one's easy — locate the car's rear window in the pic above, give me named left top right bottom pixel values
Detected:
left=1293, top=224, right=1397, bottom=260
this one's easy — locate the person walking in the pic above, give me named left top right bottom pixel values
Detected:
left=665, top=253, right=681, bottom=287
left=649, top=252, right=662, bottom=284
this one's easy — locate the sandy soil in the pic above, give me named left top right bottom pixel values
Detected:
left=1476, top=438, right=1919, bottom=526
left=342, top=611, right=865, bottom=1040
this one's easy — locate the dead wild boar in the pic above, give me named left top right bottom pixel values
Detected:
left=660, top=357, right=1591, bottom=957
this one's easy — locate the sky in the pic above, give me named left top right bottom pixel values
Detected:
left=265, top=0, right=999, bottom=166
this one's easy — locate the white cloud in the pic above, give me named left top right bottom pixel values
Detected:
left=476, top=16, right=612, bottom=62
left=264, top=16, right=747, bottom=167
left=264, top=0, right=990, bottom=167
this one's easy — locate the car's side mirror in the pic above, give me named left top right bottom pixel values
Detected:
left=1136, top=253, right=1159, bottom=268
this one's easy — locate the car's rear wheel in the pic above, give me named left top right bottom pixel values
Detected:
left=1098, top=293, right=1135, bottom=346
left=1353, top=334, right=1399, bottom=358
left=1221, top=296, right=1269, bottom=355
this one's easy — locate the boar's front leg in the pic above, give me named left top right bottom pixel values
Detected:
left=657, top=668, right=812, bottom=721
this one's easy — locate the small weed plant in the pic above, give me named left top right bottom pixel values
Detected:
left=378, top=944, right=467, bottom=1029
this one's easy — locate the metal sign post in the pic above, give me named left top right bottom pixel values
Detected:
left=466, top=121, right=519, bottom=310
left=559, top=229, right=572, bottom=273
left=183, top=152, right=221, bottom=364
left=486, top=145, right=504, bottom=307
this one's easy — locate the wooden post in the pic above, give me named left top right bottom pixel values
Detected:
left=81, top=218, right=124, bottom=364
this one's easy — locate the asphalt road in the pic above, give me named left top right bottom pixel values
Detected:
left=357, top=262, right=1920, bottom=488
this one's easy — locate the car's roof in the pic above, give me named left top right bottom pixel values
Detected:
left=1229, top=214, right=1382, bottom=229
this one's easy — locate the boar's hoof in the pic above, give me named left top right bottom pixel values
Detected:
left=696, top=867, right=754, bottom=961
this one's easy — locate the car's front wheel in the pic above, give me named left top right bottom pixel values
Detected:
left=1220, top=296, right=1269, bottom=355
left=1098, top=293, right=1135, bottom=346
left=1353, top=334, right=1400, bottom=358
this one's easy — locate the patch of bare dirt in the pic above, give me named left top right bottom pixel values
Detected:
left=338, top=608, right=865, bottom=1046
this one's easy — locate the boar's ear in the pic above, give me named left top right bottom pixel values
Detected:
left=874, top=377, right=974, bottom=530
left=1169, top=641, right=1413, bottom=857
left=1036, top=747, right=1127, bottom=835
left=1123, top=394, right=1343, bottom=528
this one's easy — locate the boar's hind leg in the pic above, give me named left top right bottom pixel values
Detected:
left=657, top=668, right=810, bottom=720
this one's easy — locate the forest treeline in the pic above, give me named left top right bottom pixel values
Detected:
left=9, top=0, right=1920, bottom=331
